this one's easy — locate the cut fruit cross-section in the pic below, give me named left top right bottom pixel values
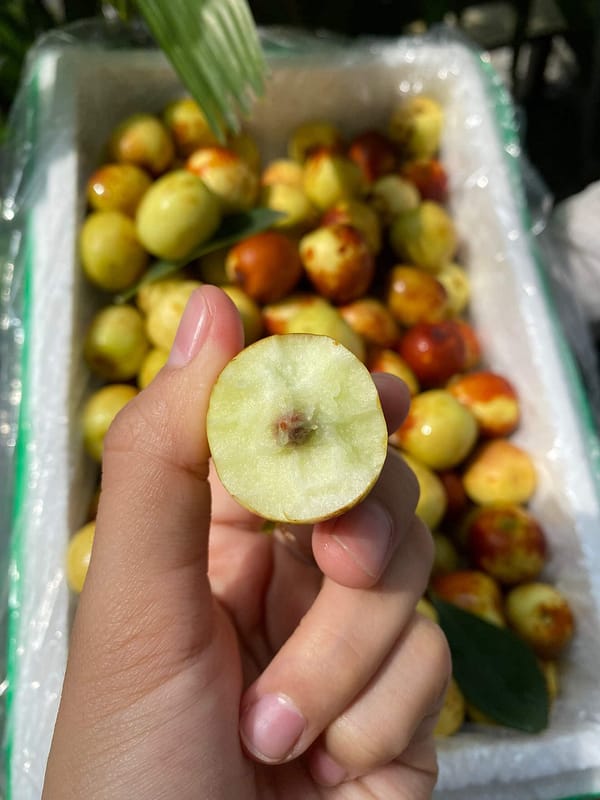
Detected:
left=207, top=333, right=388, bottom=523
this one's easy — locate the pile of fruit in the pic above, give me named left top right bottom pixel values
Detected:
left=66, top=92, right=575, bottom=736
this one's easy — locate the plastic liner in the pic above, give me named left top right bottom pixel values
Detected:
left=1, top=19, right=600, bottom=800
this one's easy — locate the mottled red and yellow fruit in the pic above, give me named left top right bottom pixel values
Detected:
left=436, top=262, right=470, bottom=316
left=86, top=163, right=152, bottom=216
left=302, top=149, right=363, bottom=210
left=108, top=112, right=175, bottom=175
left=226, top=231, right=303, bottom=304
left=386, top=265, right=449, bottom=327
left=286, top=298, right=366, bottom=362
left=401, top=158, right=448, bottom=203
left=432, top=532, right=461, bottom=577
left=261, top=159, right=304, bottom=187
left=449, top=371, right=520, bottom=438
left=395, top=389, right=478, bottom=470
left=505, top=582, right=575, bottom=659
left=186, top=145, right=258, bottom=212
left=347, top=129, right=397, bottom=183
left=438, top=469, right=469, bottom=524
left=367, top=348, right=420, bottom=396
left=454, top=319, right=482, bottom=370
left=262, top=293, right=321, bottom=335
left=322, top=199, right=382, bottom=253
left=431, top=569, right=506, bottom=627
left=288, top=120, right=344, bottom=163
left=388, top=95, right=444, bottom=160
left=462, top=439, right=537, bottom=506
left=299, top=223, right=374, bottom=304
left=339, top=297, right=400, bottom=349
left=163, top=96, right=219, bottom=156
left=398, top=320, right=467, bottom=388
left=464, top=504, right=547, bottom=585
left=389, top=201, right=457, bottom=272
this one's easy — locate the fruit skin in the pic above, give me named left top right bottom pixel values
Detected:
left=80, top=210, right=149, bottom=292
left=186, top=145, right=258, bottom=212
left=464, top=504, right=547, bottom=586
left=135, top=272, right=194, bottom=314
left=401, top=158, right=448, bottom=203
left=260, top=183, right=317, bottom=230
left=221, top=285, right=264, bottom=344
left=136, top=170, right=222, bottom=260
left=261, top=158, right=304, bottom=187
left=138, top=347, right=168, bottom=389
left=82, top=384, right=138, bottom=462
left=416, top=597, right=439, bottom=623
left=162, top=96, right=219, bottom=157
left=454, top=319, right=482, bottom=371
left=448, top=371, right=520, bottom=438
left=86, top=163, right=152, bottom=216
left=302, top=149, right=364, bottom=210
left=462, top=439, right=537, bottom=507
left=505, top=582, right=575, bottom=659
left=388, top=95, right=444, bottom=160
left=367, top=348, right=419, bottom=396
left=206, top=333, right=388, bottom=524
left=339, top=298, right=400, bottom=349
left=84, top=304, right=149, bottom=381
left=438, top=469, right=469, bottom=523
left=436, top=262, right=470, bottom=316
left=400, top=452, right=447, bottom=531
left=389, top=201, right=457, bottom=272
left=385, top=265, right=449, bottom=327
left=434, top=678, right=466, bottom=737
left=261, top=293, right=321, bottom=335
left=431, top=532, right=461, bottom=577
left=66, top=521, right=96, bottom=594
left=431, top=569, right=506, bottom=627
left=286, top=298, right=366, bottom=362
left=398, top=320, right=467, bottom=388
left=288, top=121, right=344, bottom=163
left=145, top=281, right=202, bottom=350
left=226, top=231, right=303, bottom=304
left=369, top=175, right=420, bottom=225
left=227, top=130, right=262, bottom=173
left=347, top=129, right=397, bottom=183
left=107, top=112, right=175, bottom=175
left=299, top=223, right=375, bottom=304
left=395, top=389, right=478, bottom=470
left=321, top=199, right=382, bottom=254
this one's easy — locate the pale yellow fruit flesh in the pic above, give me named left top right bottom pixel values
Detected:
left=207, top=334, right=388, bottom=523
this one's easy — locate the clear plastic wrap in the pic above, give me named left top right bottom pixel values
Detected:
left=2, top=19, right=600, bottom=800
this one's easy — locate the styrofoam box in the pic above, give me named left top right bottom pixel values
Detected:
left=7, top=35, right=600, bottom=799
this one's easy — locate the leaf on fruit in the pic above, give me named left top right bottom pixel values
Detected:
left=114, top=207, right=284, bottom=303
left=431, top=596, right=549, bottom=733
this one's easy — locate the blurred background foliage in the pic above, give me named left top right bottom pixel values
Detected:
left=0, top=0, right=599, bottom=198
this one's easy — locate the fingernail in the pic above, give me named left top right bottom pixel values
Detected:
left=331, top=499, right=394, bottom=580
left=240, top=694, right=306, bottom=763
left=167, top=288, right=211, bottom=368
left=310, top=750, right=347, bottom=786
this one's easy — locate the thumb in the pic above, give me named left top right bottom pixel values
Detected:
left=71, top=284, right=243, bottom=683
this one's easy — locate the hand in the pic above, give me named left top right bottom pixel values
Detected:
left=43, top=285, right=450, bottom=800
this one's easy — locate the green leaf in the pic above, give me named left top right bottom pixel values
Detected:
left=431, top=596, right=549, bottom=733
left=114, top=207, right=283, bottom=303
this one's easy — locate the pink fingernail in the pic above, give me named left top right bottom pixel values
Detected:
left=310, top=749, right=347, bottom=786
left=167, top=288, right=212, bottom=368
left=240, top=694, right=306, bottom=763
left=331, top=499, right=394, bottom=579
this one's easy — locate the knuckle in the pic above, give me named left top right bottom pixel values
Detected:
left=103, top=390, right=173, bottom=462
left=415, top=615, right=453, bottom=696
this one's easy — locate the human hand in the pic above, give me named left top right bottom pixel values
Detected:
left=43, top=285, right=451, bottom=799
